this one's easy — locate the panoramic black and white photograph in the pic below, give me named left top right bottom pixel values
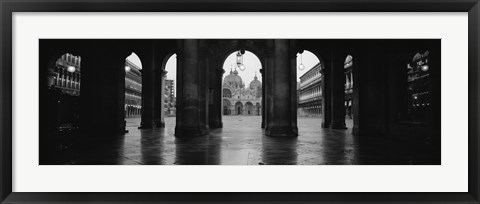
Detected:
left=39, top=39, right=440, bottom=165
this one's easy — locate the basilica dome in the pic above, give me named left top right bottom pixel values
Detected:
left=249, top=74, right=262, bottom=89
left=224, top=68, right=244, bottom=88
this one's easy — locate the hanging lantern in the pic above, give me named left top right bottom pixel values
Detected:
left=298, top=53, right=305, bottom=71
left=67, top=66, right=76, bottom=73
left=421, top=64, right=429, bottom=72
left=239, top=64, right=245, bottom=71
left=236, top=51, right=242, bottom=67
left=236, top=50, right=246, bottom=71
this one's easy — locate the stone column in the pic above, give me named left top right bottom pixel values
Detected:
left=264, top=40, right=274, bottom=133
left=289, top=40, right=298, bottom=133
left=351, top=47, right=363, bottom=135
left=209, top=67, right=224, bottom=128
left=174, top=39, right=209, bottom=136
left=244, top=104, right=247, bottom=116
left=427, top=41, right=441, bottom=146
left=321, top=59, right=331, bottom=128
left=79, top=41, right=127, bottom=134
left=160, top=70, right=167, bottom=127
left=260, top=68, right=266, bottom=128
left=265, top=39, right=298, bottom=137
left=351, top=41, right=389, bottom=136
left=139, top=46, right=157, bottom=129
left=329, top=51, right=347, bottom=129
left=40, top=42, right=60, bottom=134
left=154, top=69, right=167, bottom=128
left=198, top=40, right=209, bottom=132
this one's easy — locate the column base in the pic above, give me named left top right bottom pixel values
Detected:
left=154, top=121, right=165, bottom=128
left=352, top=126, right=361, bottom=136
left=138, top=122, right=155, bottom=129
left=330, top=122, right=347, bottom=129
left=321, top=122, right=330, bottom=128
left=265, top=125, right=298, bottom=137
left=81, top=126, right=127, bottom=136
left=175, top=126, right=209, bottom=137
left=209, top=121, right=223, bottom=129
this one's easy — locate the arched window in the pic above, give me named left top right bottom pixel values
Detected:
left=222, top=99, right=231, bottom=115
left=223, top=89, right=232, bottom=98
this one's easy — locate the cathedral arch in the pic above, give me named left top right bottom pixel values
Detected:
left=223, top=88, right=232, bottom=98
left=223, top=99, right=231, bottom=115
left=245, top=102, right=254, bottom=115
left=235, top=101, right=243, bottom=115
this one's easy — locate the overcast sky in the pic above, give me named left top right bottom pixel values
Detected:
left=126, top=50, right=321, bottom=96
left=222, top=51, right=262, bottom=85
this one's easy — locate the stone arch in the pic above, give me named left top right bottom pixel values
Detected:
left=295, top=43, right=327, bottom=71
left=245, top=102, right=254, bottom=115
left=296, top=50, right=322, bottom=72
left=223, top=99, right=231, bottom=115
left=235, top=101, right=243, bottom=115
left=223, top=88, right=232, bottom=98
left=40, top=40, right=86, bottom=70
left=161, top=51, right=178, bottom=73
left=218, top=40, right=266, bottom=70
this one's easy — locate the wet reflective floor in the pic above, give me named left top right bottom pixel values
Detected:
left=40, top=116, right=440, bottom=165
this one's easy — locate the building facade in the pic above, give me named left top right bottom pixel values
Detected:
left=222, top=68, right=262, bottom=116
left=125, top=60, right=142, bottom=118
left=344, top=55, right=353, bottom=119
left=48, top=53, right=82, bottom=96
left=164, top=79, right=176, bottom=116
left=298, top=62, right=322, bottom=117
left=406, top=50, right=431, bottom=122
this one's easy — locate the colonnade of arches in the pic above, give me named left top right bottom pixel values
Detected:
left=40, top=39, right=440, bottom=141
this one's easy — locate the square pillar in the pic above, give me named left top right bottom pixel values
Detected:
left=321, top=58, right=332, bottom=128
left=265, top=40, right=275, bottom=133
left=138, top=46, right=157, bottom=129
left=80, top=43, right=127, bottom=134
left=352, top=49, right=362, bottom=135
left=209, top=66, right=224, bottom=128
left=328, top=51, right=347, bottom=129
left=260, top=67, right=266, bottom=128
left=154, top=69, right=167, bottom=128
left=174, top=39, right=209, bottom=136
left=265, top=39, right=298, bottom=137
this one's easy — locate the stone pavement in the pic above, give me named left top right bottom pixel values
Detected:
left=41, top=116, right=439, bottom=165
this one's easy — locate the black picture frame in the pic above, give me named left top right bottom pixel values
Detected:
left=1, top=0, right=479, bottom=203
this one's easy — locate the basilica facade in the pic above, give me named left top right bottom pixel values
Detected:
left=222, top=68, right=262, bottom=116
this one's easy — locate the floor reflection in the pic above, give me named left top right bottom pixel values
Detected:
left=262, top=136, right=298, bottom=165
left=40, top=116, right=439, bottom=165
left=140, top=129, right=164, bottom=164
left=174, top=132, right=222, bottom=165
